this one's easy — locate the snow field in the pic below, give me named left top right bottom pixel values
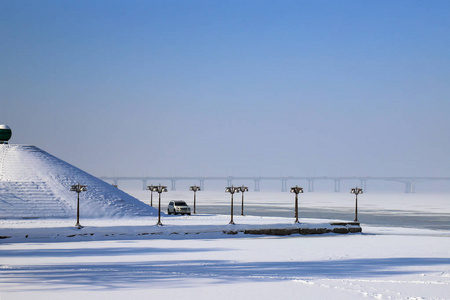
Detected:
left=1, top=226, right=449, bottom=300
left=1, top=191, right=449, bottom=300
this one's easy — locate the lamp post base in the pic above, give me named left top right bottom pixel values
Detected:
left=229, top=220, right=235, bottom=225
left=156, top=221, right=163, bottom=226
left=75, top=223, right=83, bottom=229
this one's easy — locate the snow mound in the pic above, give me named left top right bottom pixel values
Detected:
left=0, top=144, right=156, bottom=219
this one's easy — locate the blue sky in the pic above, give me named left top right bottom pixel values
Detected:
left=1, top=0, right=449, bottom=179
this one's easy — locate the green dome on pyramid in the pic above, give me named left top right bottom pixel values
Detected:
left=0, top=125, right=12, bottom=143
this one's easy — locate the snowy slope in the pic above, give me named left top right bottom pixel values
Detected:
left=0, top=144, right=156, bottom=219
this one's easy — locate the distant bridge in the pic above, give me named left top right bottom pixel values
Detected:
left=98, top=176, right=450, bottom=193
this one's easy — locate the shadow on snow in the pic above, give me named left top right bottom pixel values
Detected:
left=1, top=257, right=449, bottom=291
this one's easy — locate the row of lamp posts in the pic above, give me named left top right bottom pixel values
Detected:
left=146, top=184, right=249, bottom=226
left=70, top=182, right=362, bottom=229
left=225, top=185, right=362, bottom=225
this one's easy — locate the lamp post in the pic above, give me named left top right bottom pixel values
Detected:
left=350, top=187, right=363, bottom=222
left=239, top=185, right=248, bottom=216
left=225, top=185, right=240, bottom=225
left=70, top=183, right=87, bottom=229
left=189, top=185, right=201, bottom=214
left=146, top=185, right=157, bottom=206
left=290, top=185, right=303, bottom=224
left=150, top=184, right=168, bottom=226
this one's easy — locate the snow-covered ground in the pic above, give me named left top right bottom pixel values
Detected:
left=0, top=225, right=449, bottom=300
left=1, top=190, right=449, bottom=300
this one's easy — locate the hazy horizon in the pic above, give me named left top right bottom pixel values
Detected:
left=2, top=1, right=449, bottom=179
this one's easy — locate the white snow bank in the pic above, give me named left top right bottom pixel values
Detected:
left=0, top=145, right=156, bottom=219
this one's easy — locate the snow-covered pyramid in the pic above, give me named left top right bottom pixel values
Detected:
left=0, top=144, right=156, bottom=219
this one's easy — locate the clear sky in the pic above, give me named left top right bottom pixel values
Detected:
left=1, top=0, right=449, bottom=178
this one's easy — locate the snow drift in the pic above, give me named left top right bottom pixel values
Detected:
left=0, top=144, right=156, bottom=219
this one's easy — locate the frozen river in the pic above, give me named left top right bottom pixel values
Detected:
left=125, top=189, right=450, bottom=230
left=198, top=204, right=450, bottom=230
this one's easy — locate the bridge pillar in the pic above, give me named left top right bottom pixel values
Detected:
left=199, top=179, right=205, bottom=190
left=405, top=182, right=410, bottom=193
left=113, top=179, right=119, bottom=187
left=227, top=179, right=232, bottom=187
left=405, top=181, right=416, bottom=193
left=360, top=179, right=367, bottom=192
left=142, top=179, right=147, bottom=190
left=334, top=179, right=341, bottom=192
left=308, top=179, right=314, bottom=192
left=281, top=179, right=287, bottom=192
left=254, top=179, right=260, bottom=192
left=171, top=179, right=176, bottom=191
